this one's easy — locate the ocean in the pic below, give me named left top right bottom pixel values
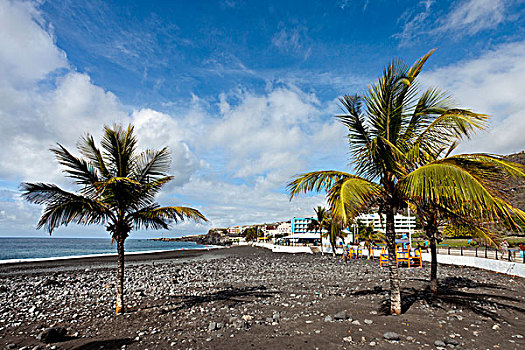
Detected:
left=0, top=237, right=207, bottom=262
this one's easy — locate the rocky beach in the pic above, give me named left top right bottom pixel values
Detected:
left=0, top=246, right=524, bottom=350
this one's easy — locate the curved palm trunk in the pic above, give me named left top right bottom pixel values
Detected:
left=385, top=205, right=402, bottom=315
left=116, top=236, right=125, bottom=314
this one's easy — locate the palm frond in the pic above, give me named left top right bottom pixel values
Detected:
left=133, top=147, right=171, bottom=183
left=101, top=124, right=137, bottom=177
left=20, top=182, right=110, bottom=233
left=78, top=134, right=110, bottom=179
left=328, top=176, right=384, bottom=225
left=398, top=161, right=525, bottom=229
left=52, top=144, right=100, bottom=189
left=129, top=205, right=208, bottom=229
left=287, top=170, right=353, bottom=199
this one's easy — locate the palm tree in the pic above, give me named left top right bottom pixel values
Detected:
left=325, top=212, right=347, bottom=257
left=307, top=206, right=327, bottom=253
left=288, top=50, right=490, bottom=315
left=399, top=153, right=525, bottom=294
left=21, top=124, right=208, bottom=314
left=355, top=220, right=384, bottom=259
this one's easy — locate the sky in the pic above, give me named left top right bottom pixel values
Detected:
left=1, top=0, right=525, bottom=238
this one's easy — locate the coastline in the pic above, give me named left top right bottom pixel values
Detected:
left=0, top=245, right=227, bottom=277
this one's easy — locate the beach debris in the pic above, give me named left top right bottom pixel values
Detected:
left=334, top=310, right=348, bottom=320
left=383, top=332, right=400, bottom=341
left=38, top=326, right=67, bottom=343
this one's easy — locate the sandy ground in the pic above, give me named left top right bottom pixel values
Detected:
left=0, top=245, right=524, bottom=350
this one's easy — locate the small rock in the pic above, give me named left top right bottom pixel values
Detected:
left=208, top=321, right=217, bottom=331
left=445, top=338, right=459, bottom=345
left=351, top=320, right=361, bottom=325
left=324, top=315, right=333, bottom=322
left=38, top=327, right=67, bottom=343
left=383, top=332, right=400, bottom=341
left=434, top=340, right=446, bottom=347
left=512, top=334, right=523, bottom=339
left=343, top=336, right=353, bottom=342
left=369, top=341, right=376, bottom=346
left=334, top=310, right=348, bottom=320
left=364, top=319, right=373, bottom=325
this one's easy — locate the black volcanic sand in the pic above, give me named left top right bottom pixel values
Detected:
left=0, top=246, right=524, bottom=350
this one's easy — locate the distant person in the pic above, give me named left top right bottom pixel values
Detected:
left=501, top=239, right=510, bottom=260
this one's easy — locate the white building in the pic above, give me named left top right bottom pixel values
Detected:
left=356, top=213, right=416, bottom=234
left=266, top=222, right=292, bottom=237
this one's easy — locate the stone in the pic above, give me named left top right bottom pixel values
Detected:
left=434, top=340, right=447, bottom=347
left=364, top=319, right=373, bottom=325
left=334, top=310, right=348, bottom=320
left=351, top=320, right=361, bottom=325
left=445, top=338, right=459, bottom=346
left=208, top=321, right=217, bottom=331
left=343, top=336, right=353, bottom=342
left=383, top=332, right=400, bottom=341
left=38, top=327, right=68, bottom=343
left=324, top=315, right=333, bottom=322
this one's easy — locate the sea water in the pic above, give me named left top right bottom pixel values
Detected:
left=0, top=237, right=206, bottom=262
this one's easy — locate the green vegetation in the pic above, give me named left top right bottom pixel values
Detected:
left=21, top=124, right=207, bottom=314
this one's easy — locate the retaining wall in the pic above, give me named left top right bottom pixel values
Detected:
left=421, top=253, right=525, bottom=278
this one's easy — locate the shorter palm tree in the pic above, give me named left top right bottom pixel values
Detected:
left=355, top=220, right=384, bottom=259
left=307, top=206, right=328, bottom=253
left=21, top=124, right=208, bottom=314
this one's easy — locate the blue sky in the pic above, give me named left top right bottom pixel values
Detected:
left=1, top=0, right=525, bottom=238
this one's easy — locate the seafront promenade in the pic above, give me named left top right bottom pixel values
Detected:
left=253, top=242, right=525, bottom=276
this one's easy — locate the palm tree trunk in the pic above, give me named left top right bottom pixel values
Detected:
left=429, top=235, right=438, bottom=294
left=385, top=205, right=402, bottom=315
left=320, top=231, right=324, bottom=256
left=116, top=236, right=125, bottom=314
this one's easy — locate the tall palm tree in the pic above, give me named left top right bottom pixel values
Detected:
left=288, top=50, right=490, bottom=315
left=307, top=206, right=327, bottom=254
left=399, top=153, right=525, bottom=294
left=21, top=124, right=208, bottom=314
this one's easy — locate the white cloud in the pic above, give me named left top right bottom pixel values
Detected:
left=421, top=40, right=525, bottom=155
left=0, top=0, right=348, bottom=237
left=0, top=0, right=67, bottom=85
left=271, top=24, right=311, bottom=60
left=396, top=0, right=510, bottom=45
left=441, top=0, right=506, bottom=35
